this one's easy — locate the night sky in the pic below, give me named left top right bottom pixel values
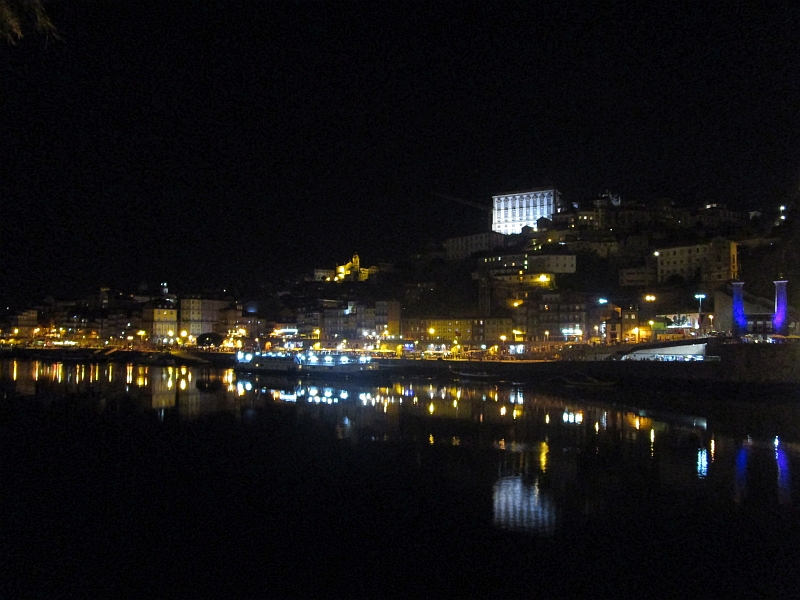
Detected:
left=1, top=2, right=799, bottom=302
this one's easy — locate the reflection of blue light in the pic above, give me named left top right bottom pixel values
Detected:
left=734, top=445, right=749, bottom=502
left=697, top=448, right=708, bottom=478
left=493, top=476, right=556, bottom=535
left=776, top=446, right=791, bottom=504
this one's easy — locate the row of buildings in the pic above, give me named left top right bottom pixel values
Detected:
left=1, top=188, right=792, bottom=349
left=0, top=287, right=715, bottom=351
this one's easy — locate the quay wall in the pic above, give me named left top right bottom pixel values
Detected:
left=3, top=344, right=799, bottom=385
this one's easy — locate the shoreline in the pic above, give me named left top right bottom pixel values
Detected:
left=4, top=344, right=800, bottom=389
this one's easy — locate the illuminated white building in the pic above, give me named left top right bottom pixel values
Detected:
left=492, top=188, right=561, bottom=235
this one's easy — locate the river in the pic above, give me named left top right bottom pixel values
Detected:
left=2, top=358, right=800, bottom=597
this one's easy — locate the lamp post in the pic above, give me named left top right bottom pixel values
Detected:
left=695, top=294, right=706, bottom=330
left=500, top=334, right=506, bottom=357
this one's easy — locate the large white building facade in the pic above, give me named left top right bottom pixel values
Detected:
left=492, top=188, right=561, bottom=235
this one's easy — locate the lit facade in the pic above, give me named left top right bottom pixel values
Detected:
left=179, top=298, right=229, bottom=337
left=141, top=300, right=178, bottom=341
left=482, top=253, right=576, bottom=275
left=401, top=317, right=513, bottom=344
left=654, top=240, right=738, bottom=284
left=375, top=301, right=401, bottom=337
left=334, top=254, right=378, bottom=282
left=492, top=189, right=561, bottom=235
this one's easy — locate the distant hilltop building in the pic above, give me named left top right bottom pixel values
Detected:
left=310, top=254, right=379, bottom=283
left=492, top=188, right=561, bottom=235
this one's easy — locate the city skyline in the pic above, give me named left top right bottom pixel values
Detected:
left=2, top=3, right=798, bottom=302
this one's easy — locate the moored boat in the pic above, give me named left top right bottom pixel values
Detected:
left=558, top=372, right=617, bottom=388
left=296, top=351, right=380, bottom=376
left=234, top=349, right=380, bottom=378
left=234, top=351, right=299, bottom=373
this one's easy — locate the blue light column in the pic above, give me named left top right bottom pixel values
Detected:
left=732, top=282, right=747, bottom=337
left=773, top=279, right=788, bottom=335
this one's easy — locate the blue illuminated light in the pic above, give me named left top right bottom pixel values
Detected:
left=732, top=282, right=748, bottom=335
left=773, top=280, right=788, bottom=334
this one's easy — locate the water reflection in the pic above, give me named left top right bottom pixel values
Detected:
left=494, top=476, right=557, bottom=535
left=2, top=359, right=800, bottom=535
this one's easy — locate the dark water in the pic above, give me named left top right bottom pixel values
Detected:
left=3, top=359, right=800, bottom=597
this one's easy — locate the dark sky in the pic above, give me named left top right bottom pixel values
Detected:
left=1, top=2, right=799, bottom=302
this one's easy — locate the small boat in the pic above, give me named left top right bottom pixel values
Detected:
left=558, top=372, right=617, bottom=388
left=455, top=370, right=494, bottom=380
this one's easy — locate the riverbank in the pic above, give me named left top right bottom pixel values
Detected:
left=4, top=343, right=800, bottom=390
left=0, top=346, right=237, bottom=367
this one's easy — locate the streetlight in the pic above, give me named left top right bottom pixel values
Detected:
left=544, top=330, right=549, bottom=343
left=428, top=327, right=435, bottom=341
left=695, top=294, right=706, bottom=329
left=632, top=327, right=639, bottom=343
left=500, top=334, right=506, bottom=355
left=708, top=314, right=714, bottom=331
left=649, top=320, right=654, bottom=342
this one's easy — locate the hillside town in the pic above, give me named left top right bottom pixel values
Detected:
left=2, top=189, right=797, bottom=356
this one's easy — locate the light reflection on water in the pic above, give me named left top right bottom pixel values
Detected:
left=3, top=359, right=800, bottom=536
